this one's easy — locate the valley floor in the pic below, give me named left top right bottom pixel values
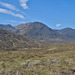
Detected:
left=0, top=44, right=75, bottom=75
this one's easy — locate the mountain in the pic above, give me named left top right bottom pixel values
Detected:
left=14, top=22, right=74, bottom=44
left=0, top=22, right=75, bottom=44
left=0, top=29, right=42, bottom=49
left=14, top=22, right=58, bottom=40
left=0, top=24, right=19, bottom=33
left=54, top=27, right=75, bottom=39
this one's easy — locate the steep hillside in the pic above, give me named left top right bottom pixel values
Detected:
left=0, top=29, right=42, bottom=49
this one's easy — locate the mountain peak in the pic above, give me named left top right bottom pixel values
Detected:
left=33, top=21, right=40, bottom=23
left=0, top=24, right=19, bottom=33
left=6, top=24, right=12, bottom=27
left=30, top=22, right=46, bottom=26
left=63, top=27, right=73, bottom=30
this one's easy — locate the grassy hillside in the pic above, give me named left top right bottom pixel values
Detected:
left=0, top=44, right=75, bottom=75
left=0, top=29, right=43, bottom=49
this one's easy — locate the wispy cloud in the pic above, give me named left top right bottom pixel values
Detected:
left=0, top=8, right=24, bottom=19
left=20, top=21, right=26, bottom=23
left=0, top=1, right=27, bottom=15
left=8, top=20, right=24, bottom=23
left=19, top=0, right=28, bottom=9
left=56, top=24, right=61, bottom=27
left=9, top=20, right=17, bottom=22
left=0, top=1, right=19, bottom=11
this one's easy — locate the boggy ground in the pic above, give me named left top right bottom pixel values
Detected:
left=0, top=44, right=75, bottom=75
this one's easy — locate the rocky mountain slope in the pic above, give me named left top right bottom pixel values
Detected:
left=14, top=22, right=59, bottom=40
left=14, top=22, right=74, bottom=44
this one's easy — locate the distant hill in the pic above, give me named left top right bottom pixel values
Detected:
left=54, top=27, right=75, bottom=39
left=0, top=29, right=42, bottom=49
left=0, top=24, right=19, bottom=33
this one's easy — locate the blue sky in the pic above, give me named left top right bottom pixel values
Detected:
left=0, top=0, right=75, bottom=29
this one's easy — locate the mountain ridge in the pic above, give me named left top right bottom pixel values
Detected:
left=54, top=27, right=75, bottom=39
left=0, top=22, right=75, bottom=44
left=0, top=24, right=19, bottom=33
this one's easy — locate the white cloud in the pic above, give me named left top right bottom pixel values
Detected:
left=56, top=24, right=61, bottom=27
left=19, top=0, right=28, bottom=9
left=0, top=8, right=24, bottom=19
left=0, top=1, right=19, bottom=11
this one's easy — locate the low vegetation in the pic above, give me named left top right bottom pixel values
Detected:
left=0, top=44, right=75, bottom=75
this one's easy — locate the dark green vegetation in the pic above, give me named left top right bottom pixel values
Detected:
left=0, top=29, right=43, bottom=49
left=0, top=44, right=75, bottom=75
left=0, top=22, right=75, bottom=44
